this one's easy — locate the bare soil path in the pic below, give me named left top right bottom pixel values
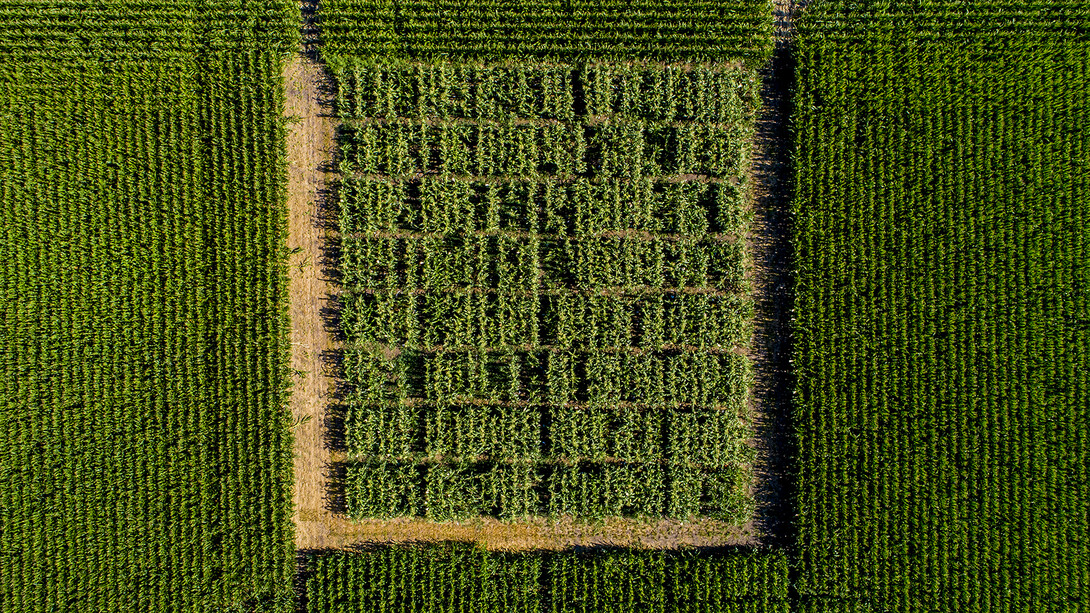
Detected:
left=301, top=516, right=755, bottom=552
left=285, top=51, right=340, bottom=550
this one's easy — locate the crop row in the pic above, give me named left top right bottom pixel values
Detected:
left=345, top=458, right=750, bottom=520
left=0, top=0, right=297, bottom=59
left=341, top=234, right=745, bottom=293
left=319, top=0, right=773, bottom=64
left=340, top=120, right=750, bottom=178
left=343, top=349, right=750, bottom=409
left=346, top=401, right=748, bottom=465
left=304, top=544, right=789, bottom=613
left=334, top=63, right=759, bottom=123
left=797, top=0, right=1089, bottom=41
left=340, top=177, right=746, bottom=237
left=342, top=290, right=751, bottom=350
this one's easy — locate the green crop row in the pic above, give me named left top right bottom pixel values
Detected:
left=334, top=62, right=759, bottom=123
left=318, top=0, right=773, bottom=65
left=340, top=120, right=750, bottom=179
left=336, top=63, right=577, bottom=120
left=340, top=177, right=746, bottom=237
left=340, top=235, right=745, bottom=292
left=793, top=5, right=1090, bottom=611
left=343, top=349, right=750, bottom=409
left=0, top=4, right=297, bottom=613
left=304, top=544, right=789, bottom=613
left=345, top=401, right=748, bottom=466
left=546, top=547, right=788, bottom=613
left=0, top=1, right=297, bottom=61
left=796, top=0, right=1089, bottom=41
left=345, top=458, right=750, bottom=521
left=342, top=290, right=751, bottom=350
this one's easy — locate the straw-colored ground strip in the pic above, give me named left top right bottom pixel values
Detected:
left=286, top=53, right=340, bottom=550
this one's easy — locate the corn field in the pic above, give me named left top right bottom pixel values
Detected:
left=7, top=0, right=1089, bottom=611
left=792, top=2, right=1090, bottom=611
left=333, top=61, right=761, bottom=522
left=304, top=544, right=789, bottom=613
left=0, top=3, right=298, bottom=612
left=319, top=0, right=773, bottom=66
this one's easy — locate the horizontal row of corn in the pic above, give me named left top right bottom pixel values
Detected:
left=305, top=544, right=789, bottom=613
left=319, top=0, right=773, bottom=66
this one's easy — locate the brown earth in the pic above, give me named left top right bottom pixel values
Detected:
left=285, top=51, right=340, bottom=550
left=302, top=514, right=754, bottom=553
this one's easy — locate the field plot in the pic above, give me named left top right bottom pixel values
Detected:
left=0, top=3, right=297, bottom=612
left=334, top=63, right=762, bottom=523
left=793, top=3, right=1090, bottom=611
left=304, top=543, right=789, bottom=613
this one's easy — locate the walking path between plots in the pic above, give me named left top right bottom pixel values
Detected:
left=285, top=52, right=341, bottom=550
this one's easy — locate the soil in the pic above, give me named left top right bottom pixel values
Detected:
left=307, top=514, right=755, bottom=553
left=284, top=51, right=341, bottom=550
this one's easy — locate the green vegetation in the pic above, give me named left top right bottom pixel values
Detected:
left=797, top=0, right=1088, bottom=39
left=335, top=63, right=761, bottom=522
left=14, top=1, right=1090, bottom=611
left=319, top=0, right=773, bottom=65
left=0, top=3, right=297, bottom=612
left=319, top=0, right=775, bottom=525
left=0, top=0, right=295, bottom=62
left=304, top=544, right=789, bottom=613
left=793, top=3, right=1090, bottom=611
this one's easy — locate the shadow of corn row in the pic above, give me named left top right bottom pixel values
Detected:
left=747, top=0, right=801, bottom=549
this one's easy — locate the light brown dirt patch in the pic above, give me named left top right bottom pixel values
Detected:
left=311, top=514, right=754, bottom=553
left=285, top=52, right=340, bottom=550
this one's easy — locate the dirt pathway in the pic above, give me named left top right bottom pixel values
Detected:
left=285, top=52, right=340, bottom=550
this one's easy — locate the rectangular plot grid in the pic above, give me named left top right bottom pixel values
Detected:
left=336, top=62, right=760, bottom=522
